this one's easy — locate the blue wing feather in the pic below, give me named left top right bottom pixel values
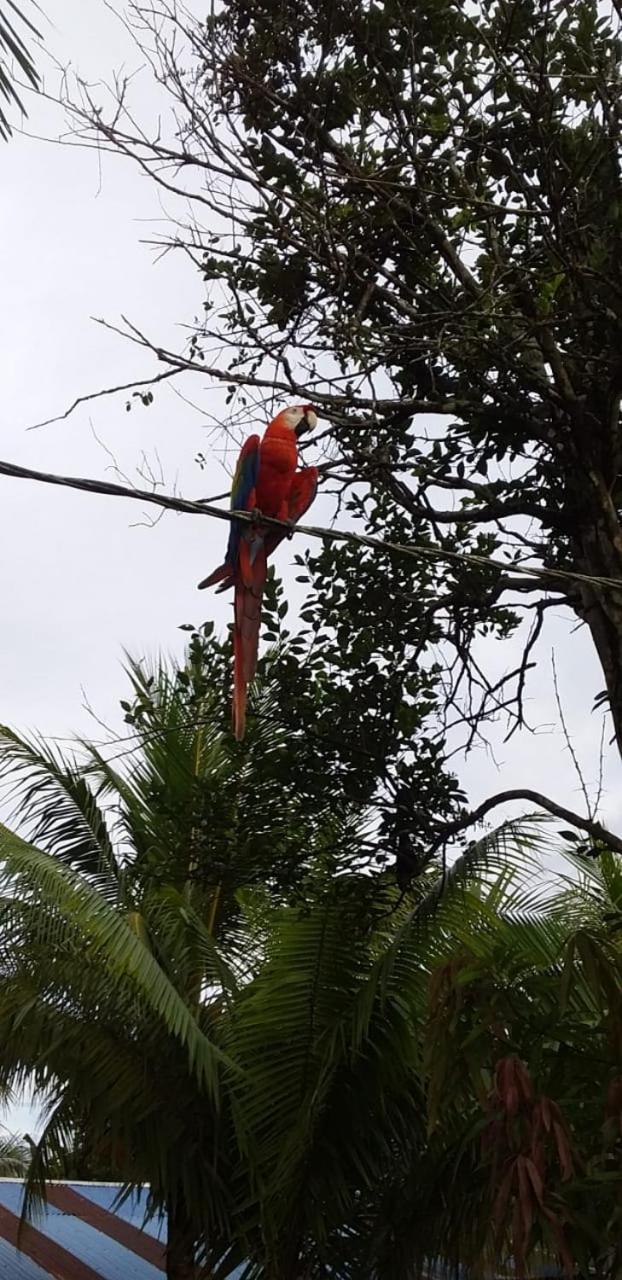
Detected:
left=226, top=435, right=260, bottom=568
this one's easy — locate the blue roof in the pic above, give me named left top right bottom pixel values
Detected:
left=0, top=1182, right=569, bottom=1279
left=0, top=1180, right=243, bottom=1280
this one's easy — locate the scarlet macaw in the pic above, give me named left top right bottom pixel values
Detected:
left=198, top=405, right=318, bottom=740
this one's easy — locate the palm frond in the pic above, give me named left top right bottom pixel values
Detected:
left=0, top=1127, right=29, bottom=1177
left=0, top=823, right=231, bottom=1097
left=349, top=816, right=549, bottom=1047
left=225, top=884, right=382, bottom=1257
left=0, top=1, right=42, bottom=139
left=0, top=727, right=120, bottom=891
left=140, top=884, right=245, bottom=1002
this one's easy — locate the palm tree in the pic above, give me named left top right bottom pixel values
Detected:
left=0, top=634, right=375, bottom=1279
left=0, top=3, right=42, bottom=139
left=221, top=827, right=552, bottom=1279
left=209, top=833, right=622, bottom=1280
left=0, top=631, right=600, bottom=1278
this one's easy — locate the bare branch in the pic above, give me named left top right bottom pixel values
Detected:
left=28, top=369, right=180, bottom=431
left=43, top=320, right=464, bottom=421
left=551, top=649, right=594, bottom=817
left=425, top=788, right=622, bottom=861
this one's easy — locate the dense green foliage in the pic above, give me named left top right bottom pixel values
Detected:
left=0, top=636, right=407, bottom=1274
left=0, top=644, right=620, bottom=1277
left=197, top=0, right=622, bottom=752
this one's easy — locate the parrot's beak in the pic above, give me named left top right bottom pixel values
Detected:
left=295, top=406, right=319, bottom=437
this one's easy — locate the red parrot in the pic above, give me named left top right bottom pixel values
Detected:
left=198, top=405, right=319, bottom=740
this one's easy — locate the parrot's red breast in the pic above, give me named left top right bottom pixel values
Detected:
left=255, top=416, right=301, bottom=517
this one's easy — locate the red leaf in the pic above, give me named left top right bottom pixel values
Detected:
left=553, top=1120, right=574, bottom=1181
left=524, top=1156, right=544, bottom=1205
left=542, top=1206, right=575, bottom=1278
left=494, top=1055, right=533, bottom=1113
left=512, top=1194, right=527, bottom=1277
left=516, top=1156, right=535, bottom=1241
left=493, top=1161, right=515, bottom=1237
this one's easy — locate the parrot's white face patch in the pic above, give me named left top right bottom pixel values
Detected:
left=282, top=407, right=306, bottom=430
left=278, top=404, right=318, bottom=433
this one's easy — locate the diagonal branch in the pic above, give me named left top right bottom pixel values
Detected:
left=28, top=369, right=180, bottom=431
left=425, top=789, right=622, bottom=861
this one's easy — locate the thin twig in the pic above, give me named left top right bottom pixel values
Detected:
left=28, top=369, right=179, bottom=430
left=551, top=649, right=593, bottom=817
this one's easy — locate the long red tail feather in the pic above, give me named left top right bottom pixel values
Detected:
left=232, top=540, right=267, bottom=740
left=197, top=561, right=231, bottom=590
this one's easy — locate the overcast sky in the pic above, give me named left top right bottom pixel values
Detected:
left=1, top=0, right=620, bottom=1136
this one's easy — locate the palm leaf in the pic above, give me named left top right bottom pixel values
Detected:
left=0, top=823, right=232, bottom=1097
left=0, top=727, right=120, bottom=891
left=0, top=2, right=42, bottom=139
left=0, top=1128, right=29, bottom=1177
left=225, top=826, right=538, bottom=1267
left=226, top=886, right=377, bottom=1267
left=349, top=816, right=549, bottom=1047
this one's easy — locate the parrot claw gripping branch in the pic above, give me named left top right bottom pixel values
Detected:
left=198, top=405, right=319, bottom=740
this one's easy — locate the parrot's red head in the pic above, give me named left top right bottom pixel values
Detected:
left=270, top=404, right=318, bottom=436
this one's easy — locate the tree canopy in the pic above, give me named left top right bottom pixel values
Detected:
left=0, top=0, right=608, bottom=905
left=185, top=0, right=622, bottom=760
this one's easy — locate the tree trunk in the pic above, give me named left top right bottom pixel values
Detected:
left=166, top=1194, right=196, bottom=1280
left=572, top=464, right=622, bottom=763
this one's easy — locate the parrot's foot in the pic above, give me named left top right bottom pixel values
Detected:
left=285, top=519, right=296, bottom=540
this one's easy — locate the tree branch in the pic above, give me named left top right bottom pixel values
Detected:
left=28, top=370, right=179, bottom=431
left=426, top=789, right=622, bottom=860
left=48, top=319, right=465, bottom=422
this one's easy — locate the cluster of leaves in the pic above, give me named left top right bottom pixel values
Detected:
left=0, top=1125, right=29, bottom=1176
left=259, top=564, right=465, bottom=870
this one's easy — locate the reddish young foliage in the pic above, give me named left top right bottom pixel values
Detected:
left=483, top=1057, right=576, bottom=1277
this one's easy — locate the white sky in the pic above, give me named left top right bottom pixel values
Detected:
left=1, top=0, right=620, bottom=1137
left=1, top=2, right=254, bottom=739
